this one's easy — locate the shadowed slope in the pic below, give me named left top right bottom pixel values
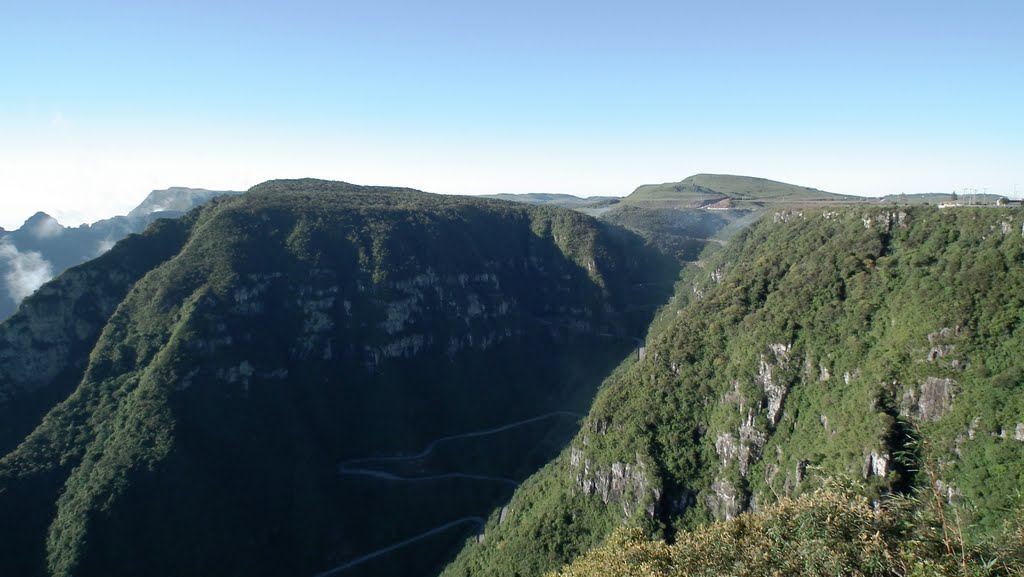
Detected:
left=0, top=179, right=676, bottom=577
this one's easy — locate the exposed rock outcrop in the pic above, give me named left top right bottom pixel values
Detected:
left=862, top=210, right=908, bottom=230
left=570, top=447, right=658, bottom=517
left=705, top=478, right=744, bottom=521
left=715, top=410, right=767, bottom=478
left=902, top=377, right=957, bottom=422
left=925, top=326, right=961, bottom=363
left=758, top=343, right=792, bottom=426
left=862, top=450, right=890, bottom=479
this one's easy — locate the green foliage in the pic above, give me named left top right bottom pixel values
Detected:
left=475, top=193, right=621, bottom=210
left=0, top=214, right=193, bottom=454
left=550, top=487, right=1024, bottom=577
left=0, top=179, right=675, bottom=577
left=599, top=204, right=735, bottom=263
left=626, top=173, right=857, bottom=205
left=446, top=206, right=1024, bottom=576
left=5, top=184, right=1024, bottom=577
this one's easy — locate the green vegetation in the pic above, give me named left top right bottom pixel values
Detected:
left=444, top=206, right=1024, bottom=577
left=599, top=204, right=736, bottom=262
left=551, top=486, right=1024, bottom=577
left=0, top=179, right=675, bottom=577
left=475, top=193, right=620, bottom=210
left=4, top=178, right=1023, bottom=577
left=588, top=173, right=853, bottom=267
left=625, top=173, right=859, bottom=206
left=880, top=193, right=1007, bottom=206
left=0, top=215, right=194, bottom=454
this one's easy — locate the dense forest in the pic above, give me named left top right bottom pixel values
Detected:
left=1, top=179, right=1022, bottom=577
left=0, top=180, right=674, bottom=577
left=444, top=206, right=1024, bottom=577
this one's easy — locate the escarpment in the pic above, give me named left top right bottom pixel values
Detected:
left=443, top=206, right=1024, bottom=577
left=0, top=180, right=674, bottom=577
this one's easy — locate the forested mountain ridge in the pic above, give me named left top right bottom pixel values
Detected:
left=443, top=206, right=1024, bottom=577
left=0, top=215, right=194, bottom=455
left=0, top=179, right=676, bottom=577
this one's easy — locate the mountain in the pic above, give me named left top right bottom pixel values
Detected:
left=624, top=174, right=859, bottom=208
left=443, top=205, right=1024, bottom=576
left=575, top=174, right=867, bottom=266
left=474, top=175, right=851, bottom=265
left=472, top=176, right=868, bottom=265
left=126, top=186, right=242, bottom=219
left=0, top=187, right=241, bottom=321
left=4, top=177, right=1022, bottom=577
left=0, top=179, right=675, bottom=577
left=475, top=193, right=620, bottom=211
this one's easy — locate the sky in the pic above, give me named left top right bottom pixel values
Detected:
left=1, top=0, right=1022, bottom=230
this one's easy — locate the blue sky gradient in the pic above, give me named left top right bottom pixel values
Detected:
left=1, top=0, right=1021, bottom=228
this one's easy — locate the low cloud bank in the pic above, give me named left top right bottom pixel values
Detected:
left=95, top=238, right=117, bottom=256
left=0, top=238, right=54, bottom=302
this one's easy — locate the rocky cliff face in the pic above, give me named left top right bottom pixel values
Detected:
left=0, top=217, right=192, bottom=455
left=0, top=179, right=673, bottom=577
left=443, top=206, right=1024, bottom=577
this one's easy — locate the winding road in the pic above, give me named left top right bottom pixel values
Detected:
left=312, top=517, right=486, bottom=577
left=337, top=466, right=520, bottom=486
left=316, top=411, right=583, bottom=575
left=338, top=410, right=583, bottom=472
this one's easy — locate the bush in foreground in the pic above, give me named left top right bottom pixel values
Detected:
left=551, top=487, right=1024, bottom=577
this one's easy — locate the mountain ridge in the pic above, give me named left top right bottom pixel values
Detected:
left=2, top=177, right=1022, bottom=577
left=0, top=179, right=675, bottom=577
left=442, top=204, right=1024, bottom=577
left=625, top=173, right=859, bottom=206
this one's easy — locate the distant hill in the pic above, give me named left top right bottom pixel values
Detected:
left=583, top=174, right=866, bottom=264
left=625, top=174, right=859, bottom=207
left=476, top=193, right=620, bottom=210
left=473, top=176, right=855, bottom=266
left=0, top=187, right=241, bottom=320
left=878, top=192, right=1006, bottom=206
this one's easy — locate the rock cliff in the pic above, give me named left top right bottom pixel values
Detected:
left=0, top=179, right=673, bottom=577
left=443, top=206, right=1024, bottom=577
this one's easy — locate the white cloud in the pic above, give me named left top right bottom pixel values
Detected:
left=95, top=238, right=117, bottom=256
left=0, top=239, right=54, bottom=302
left=29, top=215, right=65, bottom=239
left=141, top=201, right=171, bottom=216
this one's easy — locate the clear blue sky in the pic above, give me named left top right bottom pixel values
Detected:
left=1, top=0, right=1021, bottom=229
